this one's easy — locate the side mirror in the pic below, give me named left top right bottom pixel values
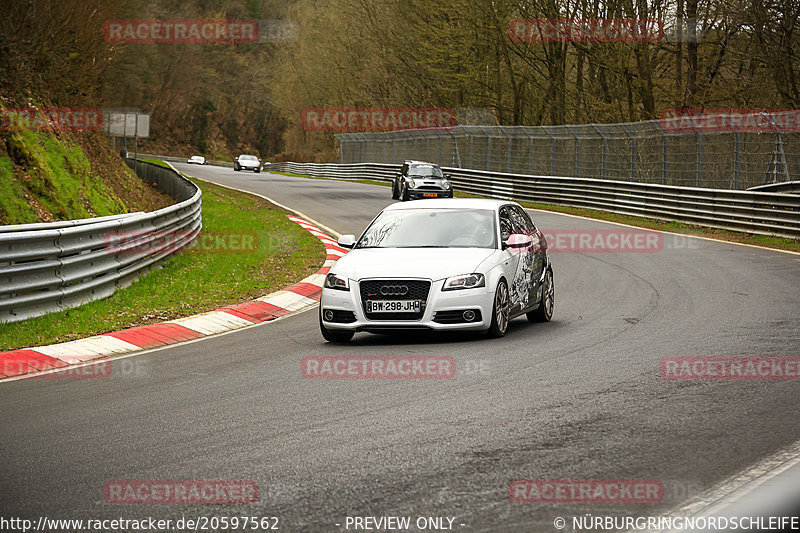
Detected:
left=504, top=233, right=532, bottom=250
left=445, top=174, right=452, bottom=180
left=337, top=235, right=356, bottom=248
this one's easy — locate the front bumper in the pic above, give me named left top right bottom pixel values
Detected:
left=321, top=278, right=493, bottom=332
left=407, top=189, right=453, bottom=199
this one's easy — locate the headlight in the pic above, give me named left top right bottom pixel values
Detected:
left=442, top=180, right=451, bottom=190
left=324, top=273, right=349, bottom=291
left=442, top=273, right=485, bottom=291
left=407, top=179, right=417, bottom=189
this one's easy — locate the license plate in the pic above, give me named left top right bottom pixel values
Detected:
left=423, top=193, right=437, bottom=197
left=366, top=300, right=421, bottom=313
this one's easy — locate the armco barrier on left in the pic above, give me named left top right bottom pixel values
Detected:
left=0, top=159, right=201, bottom=323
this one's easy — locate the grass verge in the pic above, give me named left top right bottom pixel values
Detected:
left=0, top=178, right=326, bottom=351
left=270, top=171, right=799, bottom=253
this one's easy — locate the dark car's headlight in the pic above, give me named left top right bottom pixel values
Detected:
left=407, top=179, right=418, bottom=189
left=442, top=273, right=485, bottom=291
left=324, top=273, right=350, bottom=291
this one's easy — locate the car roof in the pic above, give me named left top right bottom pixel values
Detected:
left=383, top=198, right=513, bottom=212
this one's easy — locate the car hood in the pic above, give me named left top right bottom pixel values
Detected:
left=332, top=247, right=497, bottom=281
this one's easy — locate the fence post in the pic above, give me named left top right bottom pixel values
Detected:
left=507, top=134, right=513, bottom=173
left=487, top=134, right=493, bottom=171
left=621, top=124, right=636, bottom=181
left=449, top=129, right=461, bottom=168
left=426, top=135, right=432, bottom=162
left=468, top=130, right=474, bottom=169
left=566, top=126, right=581, bottom=178
left=528, top=131, right=534, bottom=174
left=733, top=132, right=741, bottom=189
left=661, top=131, right=668, bottom=184
left=696, top=132, right=703, bottom=187
left=592, top=124, right=607, bottom=179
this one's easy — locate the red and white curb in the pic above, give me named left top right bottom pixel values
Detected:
left=0, top=215, right=347, bottom=380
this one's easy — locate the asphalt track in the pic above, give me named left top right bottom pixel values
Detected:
left=1, top=163, right=799, bottom=531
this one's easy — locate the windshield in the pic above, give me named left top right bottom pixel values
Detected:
left=408, top=165, right=443, bottom=178
left=239, top=155, right=258, bottom=161
left=356, top=208, right=496, bottom=249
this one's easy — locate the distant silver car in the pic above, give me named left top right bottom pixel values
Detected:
left=187, top=155, right=206, bottom=165
left=234, top=154, right=261, bottom=172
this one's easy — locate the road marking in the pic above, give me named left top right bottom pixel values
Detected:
left=630, top=439, right=800, bottom=532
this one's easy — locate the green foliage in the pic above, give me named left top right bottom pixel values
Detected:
left=0, top=154, right=37, bottom=224
left=0, top=129, right=128, bottom=223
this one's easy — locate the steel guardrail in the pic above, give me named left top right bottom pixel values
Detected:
left=0, top=159, right=202, bottom=323
left=264, top=162, right=800, bottom=239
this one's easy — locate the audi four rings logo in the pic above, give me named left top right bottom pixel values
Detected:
left=380, top=285, right=409, bottom=296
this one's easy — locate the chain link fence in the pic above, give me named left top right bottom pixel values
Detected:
left=335, top=120, right=799, bottom=190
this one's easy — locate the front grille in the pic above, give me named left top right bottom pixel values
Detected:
left=433, top=309, right=483, bottom=324
left=359, top=279, right=430, bottom=320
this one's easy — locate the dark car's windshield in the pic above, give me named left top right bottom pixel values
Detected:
left=356, top=208, right=496, bottom=249
left=408, top=165, right=443, bottom=178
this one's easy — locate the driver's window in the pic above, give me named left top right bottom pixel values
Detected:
left=510, top=206, right=533, bottom=234
left=499, top=208, right=513, bottom=242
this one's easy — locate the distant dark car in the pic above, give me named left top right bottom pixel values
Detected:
left=391, top=160, right=453, bottom=201
left=187, top=155, right=206, bottom=165
left=234, top=154, right=261, bottom=172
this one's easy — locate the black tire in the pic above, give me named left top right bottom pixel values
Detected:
left=401, top=182, right=410, bottom=201
left=234, top=164, right=240, bottom=171
left=527, top=268, right=554, bottom=323
left=319, top=313, right=354, bottom=343
left=392, top=180, right=399, bottom=200
left=486, top=279, right=510, bottom=338
left=254, top=168, right=261, bottom=173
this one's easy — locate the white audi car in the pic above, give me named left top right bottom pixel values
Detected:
left=319, top=199, right=554, bottom=342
